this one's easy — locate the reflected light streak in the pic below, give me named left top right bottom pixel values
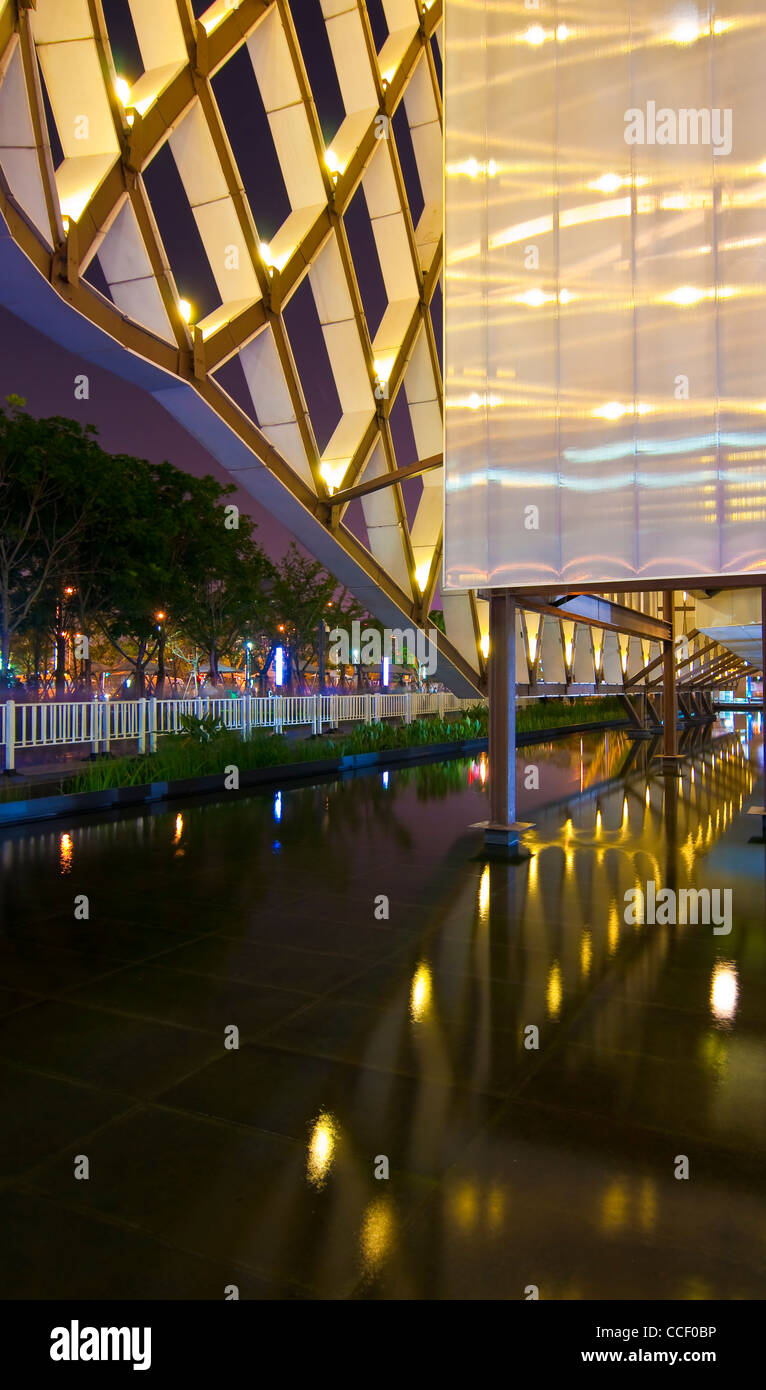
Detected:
left=59, top=832, right=73, bottom=875
left=546, top=961, right=563, bottom=1017
left=710, top=962, right=738, bottom=1025
left=478, top=865, right=490, bottom=922
left=360, top=1197, right=394, bottom=1272
left=410, top=963, right=433, bottom=1022
left=307, top=1112, right=338, bottom=1189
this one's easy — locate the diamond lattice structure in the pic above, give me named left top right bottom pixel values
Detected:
left=0, top=0, right=485, bottom=694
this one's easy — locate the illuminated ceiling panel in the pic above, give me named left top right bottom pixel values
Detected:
left=444, top=1, right=766, bottom=591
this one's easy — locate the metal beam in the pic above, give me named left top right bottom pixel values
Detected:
left=320, top=455, right=442, bottom=510
left=519, top=593, right=670, bottom=643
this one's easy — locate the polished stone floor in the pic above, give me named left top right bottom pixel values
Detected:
left=0, top=720, right=764, bottom=1299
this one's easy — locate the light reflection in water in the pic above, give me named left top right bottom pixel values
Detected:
left=710, top=962, right=739, bottom=1025
left=410, top=963, right=432, bottom=1022
left=360, top=1197, right=394, bottom=1273
left=546, top=961, right=563, bottom=1017
left=59, top=832, right=73, bottom=875
left=478, top=865, right=490, bottom=921
left=307, top=1112, right=338, bottom=1190
left=601, top=1179, right=628, bottom=1233
left=580, top=930, right=593, bottom=979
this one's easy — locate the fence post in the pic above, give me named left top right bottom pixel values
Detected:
left=196, top=695, right=203, bottom=720
left=438, top=690, right=445, bottom=719
left=137, top=698, right=147, bottom=754
left=90, top=697, right=99, bottom=757
left=3, top=700, right=15, bottom=773
left=148, top=698, right=157, bottom=753
left=403, top=694, right=412, bottom=726
left=241, top=693, right=249, bottom=739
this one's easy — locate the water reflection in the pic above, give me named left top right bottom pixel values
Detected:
left=1, top=721, right=765, bottom=1299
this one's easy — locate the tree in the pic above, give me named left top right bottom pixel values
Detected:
left=0, top=400, right=103, bottom=688
left=271, top=544, right=363, bottom=691
left=175, top=526, right=274, bottom=688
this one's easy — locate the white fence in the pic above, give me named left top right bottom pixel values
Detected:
left=0, top=691, right=486, bottom=772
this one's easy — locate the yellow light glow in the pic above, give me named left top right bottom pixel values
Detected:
left=580, top=930, right=592, bottom=979
left=414, top=563, right=431, bottom=591
left=410, top=962, right=432, bottom=1022
left=608, top=904, right=619, bottom=954
left=710, top=962, right=738, bottom=1024
left=307, top=1112, right=337, bottom=1188
left=590, top=173, right=625, bottom=194
left=115, top=76, right=131, bottom=107
left=59, top=832, right=73, bottom=875
left=601, top=1179, right=628, bottom=1232
left=179, top=299, right=192, bottom=324
left=451, top=1181, right=479, bottom=1230
left=373, top=356, right=394, bottom=382
left=521, top=24, right=546, bottom=45
left=325, top=149, right=342, bottom=175
left=480, top=632, right=490, bottom=659
left=546, top=961, right=562, bottom=1017
left=670, top=20, right=704, bottom=45
left=360, top=1197, right=394, bottom=1271
left=556, top=24, right=570, bottom=41
left=320, top=461, right=348, bottom=494
left=174, top=813, right=183, bottom=844
left=478, top=865, right=490, bottom=921
left=663, top=285, right=708, bottom=307
left=592, top=400, right=652, bottom=421
left=516, top=288, right=556, bottom=308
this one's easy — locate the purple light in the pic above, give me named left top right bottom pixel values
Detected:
left=275, top=645, right=284, bottom=685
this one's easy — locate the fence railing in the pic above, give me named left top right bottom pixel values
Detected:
left=0, top=690, right=486, bottom=772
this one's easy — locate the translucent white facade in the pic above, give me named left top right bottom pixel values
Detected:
left=444, top=2, right=766, bottom=591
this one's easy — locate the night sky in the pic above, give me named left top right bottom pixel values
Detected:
left=1, top=1, right=440, bottom=575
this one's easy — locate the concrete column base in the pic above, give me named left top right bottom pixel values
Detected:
left=473, top=819, right=535, bottom=857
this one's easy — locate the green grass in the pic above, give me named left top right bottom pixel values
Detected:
left=56, top=696, right=626, bottom=794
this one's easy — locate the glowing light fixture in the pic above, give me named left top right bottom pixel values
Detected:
left=115, top=76, right=131, bottom=106
left=274, top=645, right=284, bottom=686
left=179, top=299, right=192, bottom=324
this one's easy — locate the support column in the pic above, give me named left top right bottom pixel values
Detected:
left=747, top=587, right=766, bottom=842
left=662, top=589, right=678, bottom=759
left=762, top=587, right=766, bottom=840
left=489, top=590, right=515, bottom=831
left=483, top=591, right=532, bottom=856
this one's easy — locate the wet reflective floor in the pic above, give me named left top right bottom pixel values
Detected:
left=0, top=719, right=765, bottom=1300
